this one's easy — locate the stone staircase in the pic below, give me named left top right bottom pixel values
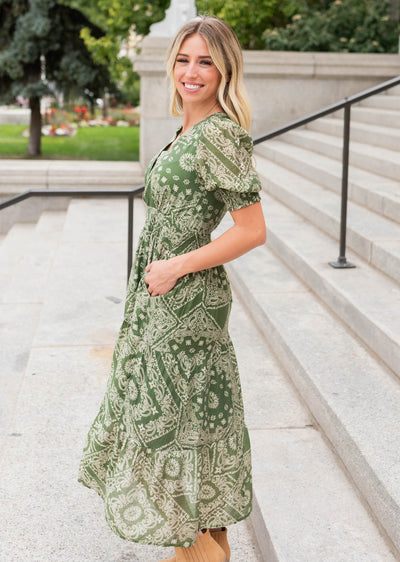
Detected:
left=222, top=83, right=400, bottom=559
left=0, top=85, right=399, bottom=561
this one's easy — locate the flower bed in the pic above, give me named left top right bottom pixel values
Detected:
left=20, top=104, right=141, bottom=138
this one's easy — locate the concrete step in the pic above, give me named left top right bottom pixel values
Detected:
left=2, top=210, right=67, bottom=304
left=0, top=193, right=70, bottom=235
left=258, top=191, right=400, bottom=379
left=0, top=160, right=144, bottom=193
left=306, top=116, right=400, bottom=152
left=359, top=94, right=400, bottom=111
left=339, top=106, right=400, bottom=129
left=255, top=139, right=400, bottom=224
left=0, top=302, right=42, bottom=443
left=215, top=215, right=399, bottom=561
left=255, top=155, right=400, bottom=283
left=31, top=198, right=136, bottom=348
left=387, top=84, right=400, bottom=96
left=0, top=159, right=144, bottom=235
left=0, top=211, right=67, bottom=443
left=226, top=240, right=400, bottom=557
left=0, top=222, right=36, bottom=295
left=282, top=128, right=400, bottom=182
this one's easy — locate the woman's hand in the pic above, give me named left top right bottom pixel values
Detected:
left=144, top=259, right=180, bottom=297
left=145, top=202, right=266, bottom=296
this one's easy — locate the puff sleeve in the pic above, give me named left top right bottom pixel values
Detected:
left=195, top=116, right=262, bottom=211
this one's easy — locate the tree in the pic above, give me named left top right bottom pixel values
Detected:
left=0, top=0, right=114, bottom=156
left=62, top=0, right=171, bottom=106
left=64, top=0, right=171, bottom=38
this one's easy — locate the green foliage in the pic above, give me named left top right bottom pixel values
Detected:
left=264, top=0, right=400, bottom=52
left=0, top=0, right=114, bottom=104
left=195, top=0, right=398, bottom=52
left=196, top=0, right=306, bottom=48
left=62, top=0, right=171, bottom=105
left=117, top=65, right=141, bottom=107
left=0, top=124, right=140, bottom=161
left=65, top=0, right=171, bottom=38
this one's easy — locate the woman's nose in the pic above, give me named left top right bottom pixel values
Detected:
left=184, top=61, right=198, bottom=79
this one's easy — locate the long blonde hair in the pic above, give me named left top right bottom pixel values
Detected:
left=166, top=15, right=251, bottom=131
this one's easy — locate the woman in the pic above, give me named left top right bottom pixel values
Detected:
left=78, top=14, right=266, bottom=562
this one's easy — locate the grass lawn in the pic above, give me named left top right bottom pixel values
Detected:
left=0, top=125, right=139, bottom=161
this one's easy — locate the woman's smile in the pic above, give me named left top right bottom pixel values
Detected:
left=182, top=82, right=204, bottom=91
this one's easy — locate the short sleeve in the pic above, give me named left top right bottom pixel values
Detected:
left=195, top=116, right=262, bottom=211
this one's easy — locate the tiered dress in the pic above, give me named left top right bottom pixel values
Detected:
left=78, top=112, right=262, bottom=548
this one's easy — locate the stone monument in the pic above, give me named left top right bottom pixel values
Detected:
left=134, top=0, right=197, bottom=169
left=149, top=0, right=196, bottom=37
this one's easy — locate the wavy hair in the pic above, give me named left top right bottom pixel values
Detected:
left=166, top=15, right=251, bottom=131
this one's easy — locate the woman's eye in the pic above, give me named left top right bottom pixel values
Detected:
left=175, top=58, right=213, bottom=65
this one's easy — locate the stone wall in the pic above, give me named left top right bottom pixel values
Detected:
left=133, top=37, right=400, bottom=167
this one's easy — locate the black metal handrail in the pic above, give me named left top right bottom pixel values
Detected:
left=0, top=186, right=145, bottom=282
left=253, top=74, right=400, bottom=268
left=1, top=75, right=400, bottom=278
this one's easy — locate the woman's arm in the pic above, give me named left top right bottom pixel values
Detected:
left=145, top=201, right=266, bottom=296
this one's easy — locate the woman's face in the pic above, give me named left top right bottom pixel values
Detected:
left=173, top=33, right=222, bottom=113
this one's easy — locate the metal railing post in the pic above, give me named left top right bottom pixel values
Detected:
left=127, top=193, right=134, bottom=283
left=329, top=103, right=356, bottom=269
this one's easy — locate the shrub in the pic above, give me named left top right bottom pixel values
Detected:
left=196, top=0, right=307, bottom=49
left=264, top=0, right=400, bottom=53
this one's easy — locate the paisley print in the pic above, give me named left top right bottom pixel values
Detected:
left=78, top=113, right=262, bottom=547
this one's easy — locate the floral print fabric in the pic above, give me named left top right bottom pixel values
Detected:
left=78, top=113, right=262, bottom=547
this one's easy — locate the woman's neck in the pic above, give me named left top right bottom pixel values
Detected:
left=181, top=101, right=223, bottom=135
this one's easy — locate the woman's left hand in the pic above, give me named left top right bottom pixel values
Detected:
left=144, top=259, right=180, bottom=297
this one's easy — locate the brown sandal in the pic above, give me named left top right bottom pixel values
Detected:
left=158, top=529, right=227, bottom=562
left=210, top=527, right=230, bottom=562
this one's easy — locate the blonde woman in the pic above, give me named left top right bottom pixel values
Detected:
left=78, top=15, right=266, bottom=562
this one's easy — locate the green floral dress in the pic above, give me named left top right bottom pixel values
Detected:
left=78, top=112, right=262, bottom=548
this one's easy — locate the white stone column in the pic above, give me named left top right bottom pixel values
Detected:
left=149, top=0, right=196, bottom=37
left=133, top=0, right=196, bottom=169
